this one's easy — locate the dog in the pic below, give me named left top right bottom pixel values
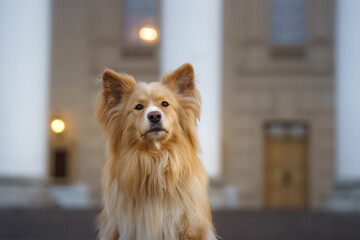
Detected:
left=96, top=63, right=215, bottom=240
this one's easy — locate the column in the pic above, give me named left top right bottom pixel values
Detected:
left=160, top=0, right=223, bottom=178
left=336, top=0, right=360, bottom=181
left=327, top=0, right=360, bottom=210
left=0, top=0, right=50, bottom=178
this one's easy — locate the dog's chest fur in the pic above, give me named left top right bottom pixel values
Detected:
left=104, top=180, right=189, bottom=240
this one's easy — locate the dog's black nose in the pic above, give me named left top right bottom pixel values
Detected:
left=147, top=111, right=162, bottom=123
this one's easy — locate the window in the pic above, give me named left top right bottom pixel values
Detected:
left=123, top=0, right=159, bottom=46
left=270, top=0, right=306, bottom=57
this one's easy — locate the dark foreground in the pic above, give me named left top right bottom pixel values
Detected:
left=1, top=208, right=360, bottom=240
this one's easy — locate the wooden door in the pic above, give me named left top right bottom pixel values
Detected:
left=264, top=122, right=308, bottom=209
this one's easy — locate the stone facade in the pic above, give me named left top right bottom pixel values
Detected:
left=49, top=0, right=159, bottom=205
left=48, top=0, right=335, bottom=208
left=222, top=0, right=335, bottom=209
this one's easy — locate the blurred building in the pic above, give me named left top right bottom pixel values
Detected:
left=0, top=0, right=342, bottom=211
left=222, top=0, right=334, bottom=209
left=44, top=0, right=336, bottom=210
left=48, top=0, right=161, bottom=206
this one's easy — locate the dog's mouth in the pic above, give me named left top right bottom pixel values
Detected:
left=141, top=127, right=168, bottom=137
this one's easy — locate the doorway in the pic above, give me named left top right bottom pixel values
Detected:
left=264, top=121, right=308, bottom=209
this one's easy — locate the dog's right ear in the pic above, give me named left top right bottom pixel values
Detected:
left=102, top=69, right=136, bottom=103
left=161, top=63, right=195, bottom=97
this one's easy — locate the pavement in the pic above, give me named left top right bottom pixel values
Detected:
left=0, top=208, right=360, bottom=240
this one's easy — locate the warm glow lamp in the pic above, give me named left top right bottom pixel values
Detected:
left=139, top=26, right=158, bottom=42
left=51, top=119, right=65, bottom=133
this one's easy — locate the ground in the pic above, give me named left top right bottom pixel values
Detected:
left=1, top=209, right=360, bottom=240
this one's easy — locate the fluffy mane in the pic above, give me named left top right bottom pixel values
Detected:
left=95, top=63, right=215, bottom=240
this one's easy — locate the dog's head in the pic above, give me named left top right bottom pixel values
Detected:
left=97, top=63, right=201, bottom=150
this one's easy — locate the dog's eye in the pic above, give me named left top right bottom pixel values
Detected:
left=135, top=104, right=144, bottom=110
left=161, top=101, right=169, bottom=107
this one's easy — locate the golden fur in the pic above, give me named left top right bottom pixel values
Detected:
left=96, top=63, right=215, bottom=240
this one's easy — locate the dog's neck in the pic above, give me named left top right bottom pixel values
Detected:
left=111, top=143, right=194, bottom=199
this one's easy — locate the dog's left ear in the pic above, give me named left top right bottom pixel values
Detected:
left=102, top=69, right=136, bottom=103
left=161, top=63, right=196, bottom=97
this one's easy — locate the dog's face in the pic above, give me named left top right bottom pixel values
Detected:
left=98, top=63, right=200, bottom=148
left=124, top=82, right=178, bottom=142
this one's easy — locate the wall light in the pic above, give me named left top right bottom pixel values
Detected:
left=139, top=26, right=158, bottom=42
left=51, top=119, right=65, bottom=133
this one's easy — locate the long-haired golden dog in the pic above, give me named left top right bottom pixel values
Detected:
left=96, top=63, right=215, bottom=240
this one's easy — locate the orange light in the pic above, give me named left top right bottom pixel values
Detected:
left=51, top=119, right=65, bottom=133
left=139, top=27, right=158, bottom=42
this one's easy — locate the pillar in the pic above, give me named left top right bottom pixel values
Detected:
left=160, top=0, right=223, bottom=178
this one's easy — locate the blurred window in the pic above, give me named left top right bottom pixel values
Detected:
left=123, top=0, right=159, bottom=46
left=271, top=0, right=306, bottom=47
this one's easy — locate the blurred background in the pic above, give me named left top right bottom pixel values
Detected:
left=1, top=0, right=360, bottom=239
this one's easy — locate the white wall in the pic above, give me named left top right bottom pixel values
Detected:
left=160, top=0, right=223, bottom=178
left=0, top=0, right=50, bottom=178
left=336, top=0, right=360, bottom=181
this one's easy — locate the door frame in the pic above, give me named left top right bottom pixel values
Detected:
left=263, top=120, right=310, bottom=209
